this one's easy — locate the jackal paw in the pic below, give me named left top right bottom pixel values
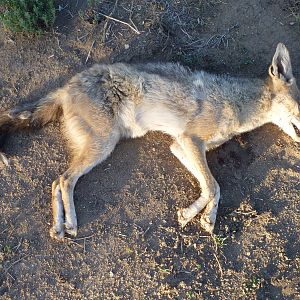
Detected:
left=177, top=209, right=194, bottom=227
left=49, top=225, right=65, bottom=240
left=64, top=223, right=77, bottom=237
left=200, top=214, right=215, bottom=234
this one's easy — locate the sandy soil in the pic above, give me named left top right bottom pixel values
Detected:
left=0, top=0, right=299, bottom=299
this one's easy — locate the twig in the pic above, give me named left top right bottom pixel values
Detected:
left=118, top=233, right=127, bottom=238
left=14, top=238, right=23, bottom=252
left=4, top=255, right=29, bottom=273
left=57, top=4, right=68, bottom=12
left=210, top=234, right=224, bottom=277
left=180, top=27, right=193, bottom=39
left=128, top=1, right=139, bottom=33
left=101, top=0, right=119, bottom=43
left=161, top=31, right=170, bottom=52
left=0, top=228, right=8, bottom=235
left=7, top=272, right=15, bottom=281
left=85, top=40, right=95, bottom=64
left=185, top=38, right=205, bottom=47
left=97, top=12, right=141, bottom=35
left=179, top=269, right=192, bottom=274
left=213, top=252, right=223, bottom=277
left=68, top=234, right=95, bottom=253
left=67, top=10, right=74, bottom=18
left=6, top=37, right=15, bottom=44
left=234, top=210, right=257, bottom=215
left=55, top=37, right=64, bottom=52
left=185, top=23, right=238, bottom=49
left=71, top=234, right=95, bottom=241
left=77, top=33, right=89, bottom=42
left=68, top=239, right=83, bottom=248
left=143, top=226, right=150, bottom=236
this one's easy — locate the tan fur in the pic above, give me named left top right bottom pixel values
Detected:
left=0, top=43, right=299, bottom=240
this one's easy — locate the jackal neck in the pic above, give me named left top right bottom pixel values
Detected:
left=236, top=77, right=273, bottom=133
left=202, top=72, right=274, bottom=130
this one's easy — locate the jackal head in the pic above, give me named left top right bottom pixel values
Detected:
left=268, top=43, right=300, bottom=142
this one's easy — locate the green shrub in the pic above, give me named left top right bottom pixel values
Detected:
left=0, top=0, right=55, bottom=34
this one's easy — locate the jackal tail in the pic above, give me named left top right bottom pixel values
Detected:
left=0, top=92, right=62, bottom=165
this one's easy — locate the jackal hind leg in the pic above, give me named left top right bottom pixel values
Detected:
left=170, top=136, right=220, bottom=233
left=50, top=148, right=118, bottom=239
left=50, top=117, right=119, bottom=240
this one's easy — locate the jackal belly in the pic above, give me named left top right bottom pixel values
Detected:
left=204, top=115, right=240, bottom=150
left=135, top=103, right=188, bottom=137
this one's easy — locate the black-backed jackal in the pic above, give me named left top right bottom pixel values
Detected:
left=0, top=43, right=299, bottom=240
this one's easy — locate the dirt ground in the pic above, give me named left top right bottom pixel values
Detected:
left=0, top=0, right=299, bottom=299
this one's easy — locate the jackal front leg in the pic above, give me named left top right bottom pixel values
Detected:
left=49, top=179, right=64, bottom=240
left=171, top=135, right=220, bottom=233
left=275, top=117, right=300, bottom=143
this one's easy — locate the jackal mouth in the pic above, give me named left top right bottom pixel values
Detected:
left=292, top=122, right=300, bottom=137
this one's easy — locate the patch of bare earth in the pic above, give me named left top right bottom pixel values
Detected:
left=0, top=1, right=299, bottom=299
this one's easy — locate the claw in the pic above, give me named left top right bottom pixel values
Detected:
left=177, top=208, right=193, bottom=227
left=49, top=226, right=65, bottom=240
left=64, top=223, right=78, bottom=237
left=200, top=215, right=215, bottom=234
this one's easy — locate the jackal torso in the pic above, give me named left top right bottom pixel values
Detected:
left=66, top=62, right=271, bottom=149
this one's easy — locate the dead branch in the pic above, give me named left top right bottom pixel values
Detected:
left=85, top=40, right=96, bottom=64
left=97, top=12, right=141, bottom=35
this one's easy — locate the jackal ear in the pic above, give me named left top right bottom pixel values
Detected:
left=269, top=43, right=293, bottom=83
